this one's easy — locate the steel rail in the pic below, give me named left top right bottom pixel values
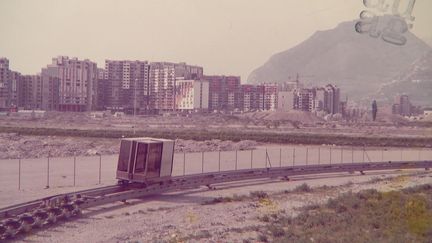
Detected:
left=0, top=160, right=431, bottom=239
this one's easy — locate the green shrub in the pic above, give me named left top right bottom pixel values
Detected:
left=293, top=183, right=312, bottom=193
left=250, top=191, right=268, bottom=199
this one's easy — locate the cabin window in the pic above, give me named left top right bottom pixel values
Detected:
left=134, top=143, right=148, bottom=173
left=117, top=140, right=131, bottom=172
left=146, top=143, right=162, bottom=177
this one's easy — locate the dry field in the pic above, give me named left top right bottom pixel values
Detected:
left=7, top=170, right=432, bottom=243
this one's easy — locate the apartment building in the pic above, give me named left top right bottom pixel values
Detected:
left=392, top=94, right=413, bottom=116
left=313, top=87, right=326, bottom=112
left=9, top=71, right=22, bottom=108
left=294, top=88, right=314, bottom=111
left=0, top=58, right=10, bottom=109
left=42, top=56, right=98, bottom=111
left=20, top=75, right=42, bottom=109
left=277, top=91, right=294, bottom=111
left=175, top=80, right=209, bottom=111
left=204, top=75, right=241, bottom=111
left=262, top=83, right=278, bottom=111
left=241, top=84, right=260, bottom=111
left=103, top=60, right=150, bottom=113
left=17, top=74, right=60, bottom=110
left=150, top=62, right=203, bottom=111
left=324, top=84, right=340, bottom=114
left=399, top=94, right=411, bottom=116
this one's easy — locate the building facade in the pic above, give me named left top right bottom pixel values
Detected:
left=150, top=62, right=203, bottom=111
left=42, top=56, right=98, bottom=111
left=204, top=75, right=241, bottom=111
left=324, top=84, right=340, bottom=114
left=103, top=60, right=150, bottom=113
left=241, top=84, right=261, bottom=111
left=0, top=58, right=10, bottom=110
left=262, top=83, right=278, bottom=111
left=175, top=80, right=209, bottom=111
left=392, top=94, right=413, bottom=116
left=9, top=71, right=22, bottom=108
left=18, top=74, right=59, bottom=110
left=399, top=94, right=411, bottom=116
left=277, top=91, right=294, bottom=111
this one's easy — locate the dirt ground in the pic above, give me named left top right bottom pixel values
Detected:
left=0, top=133, right=259, bottom=159
left=9, top=170, right=432, bottom=243
left=1, top=111, right=430, bottom=138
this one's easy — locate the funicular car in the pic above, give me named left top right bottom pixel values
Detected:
left=116, top=137, right=175, bottom=184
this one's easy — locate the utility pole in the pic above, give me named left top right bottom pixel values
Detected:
left=133, top=78, right=137, bottom=135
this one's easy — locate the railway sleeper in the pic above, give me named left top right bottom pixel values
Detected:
left=46, top=207, right=62, bottom=224
left=3, top=218, right=21, bottom=238
left=0, top=224, right=5, bottom=235
left=33, top=210, right=49, bottom=228
left=18, top=213, right=35, bottom=233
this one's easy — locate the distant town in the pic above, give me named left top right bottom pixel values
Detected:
left=0, top=56, right=428, bottom=121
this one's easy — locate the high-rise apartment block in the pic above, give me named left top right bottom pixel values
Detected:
left=17, top=74, right=60, bottom=110
left=204, top=75, right=241, bottom=111
left=399, top=95, right=411, bottom=116
left=0, top=58, right=10, bottom=109
left=277, top=91, right=294, bottom=111
left=262, top=83, right=278, bottom=111
left=42, top=56, right=98, bottom=111
left=20, top=75, right=42, bottom=110
left=150, top=62, right=203, bottom=111
left=103, top=60, right=150, bottom=112
left=240, top=84, right=262, bottom=111
left=392, top=94, right=413, bottom=116
left=324, top=84, right=340, bottom=114
left=9, top=71, right=22, bottom=108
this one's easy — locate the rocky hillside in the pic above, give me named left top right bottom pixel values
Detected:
left=378, top=51, right=432, bottom=106
left=247, top=19, right=432, bottom=103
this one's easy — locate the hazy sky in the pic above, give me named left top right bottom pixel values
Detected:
left=1, top=0, right=431, bottom=81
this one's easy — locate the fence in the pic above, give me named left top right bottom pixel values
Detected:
left=0, top=146, right=430, bottom=191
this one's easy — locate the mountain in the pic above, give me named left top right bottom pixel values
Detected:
left=378, top=50, right=432, bottom=106
left=247, top=18, right=432, bottom=103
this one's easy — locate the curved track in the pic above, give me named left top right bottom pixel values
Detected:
left=1, top=160, right=431, bottom=240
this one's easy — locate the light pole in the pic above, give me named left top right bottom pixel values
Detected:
left=133, top=78, right=137, bottom=135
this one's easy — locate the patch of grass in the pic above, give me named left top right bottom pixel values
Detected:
left=344, top=181, right=354, bottom=186
left=250, top=191, right=268, bottom=199
left=181, top=230, right=212, bottom=241
left=201, top=194, right=247, bottom=205
left=302, top=203, right=320, bottom=211
left=157, top=206, right=171, bottom=211
left=293, top=183, right=312, bottom=193
left=268, top=224, right=285, bottom=237
left=368, top=176, right=385, bottom=183
left=315, top=184, right=334, bottom=190
left=282, top=189, right=291, bottom=194
left=202, top=192, right=271, bottom=205
left=259, top=215, right=270, bottom=223
left=257, top=234, right=268, bottom=242
left=258, top=185, right=432, bottom=242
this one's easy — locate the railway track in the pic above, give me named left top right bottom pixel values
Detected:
left=1, top=160, right=431, bottom=240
